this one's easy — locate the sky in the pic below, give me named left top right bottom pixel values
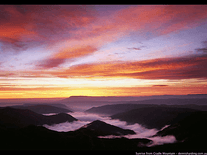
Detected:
left=0, top=5, right=207, bottom=99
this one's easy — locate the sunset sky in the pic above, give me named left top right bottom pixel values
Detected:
left=0, top=5, right=207, bottom=99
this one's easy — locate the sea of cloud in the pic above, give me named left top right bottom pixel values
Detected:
left=43, top=112, right=176, bottom=146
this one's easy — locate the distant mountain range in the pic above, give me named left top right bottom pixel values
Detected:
left=67, top=94, right=207, bottom=101
left=85, top=104, right=160, bottom=115
left=85, top=99, right=207, bottom=115
left=59, top=95, right=207, bottom=111
left=1, top=94, right=207, bottom=111
left=9, top=104, right=72, bottom=114
left=85, top=100, right=207, bottom=130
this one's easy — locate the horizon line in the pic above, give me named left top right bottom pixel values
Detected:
left=0, top=94, right=207, bottom=100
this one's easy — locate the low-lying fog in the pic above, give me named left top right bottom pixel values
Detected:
left=43, top=112, right=176, bottom=146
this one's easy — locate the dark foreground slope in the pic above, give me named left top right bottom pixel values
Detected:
left=1, top=118, right=207, bottom=151
left=0, top=107, right=77, bottom=129
left=0, top=123, right=151, bottom=150
left=156, top=111, right=207, bottom=141
left=146, top=111, right=207, bottom=151
left=111, top=106, right=199, bottom=129
left=10, top=104, right=72, bottom=114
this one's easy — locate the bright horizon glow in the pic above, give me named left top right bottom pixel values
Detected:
left=0, top=5, right=207, bottom=99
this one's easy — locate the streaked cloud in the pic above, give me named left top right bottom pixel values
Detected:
left=127, top=47, right=142, bottom=50
left=152, top=85, right=168, bottom=87
left=37, top=46, right=98, bottom=69
left=0, top=5, right=96, bottom=52
left=43, top=53, right=207, bottom=80
left=0, top=5, right=207, bottom=98
left=114, top=5, right=207, bottom=36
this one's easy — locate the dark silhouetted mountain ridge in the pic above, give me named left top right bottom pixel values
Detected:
left=149, top=111, right=207, bottom=151
left=0, top=124, right=152, bottom=150
left=85, top=104, right=159, bottom=115
left=79, top=120, right=136, bottom=136
left=85, top=99, right=207, bottom=116
left=0, top=107, right=77, bottom=129
left=111, top=106, right=199, bottom=129
left=10, top=104, right=72, bottom=114
left=156, top=111, right=207, bottom=141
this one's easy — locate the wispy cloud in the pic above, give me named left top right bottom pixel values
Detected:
left=1, top=5, right=206, bottom=54
left=37, top=58, right=67, bottom=69
left=3, top=48, right=207, bottom=80
left=43, top=53, right=207, bottom=80
left=127, top=47, right=142, bottom=50
left=114, top=5, right=207, bottom=36
left=152, top=85, right=168, bottom=87
left=0, top=5, right=96, bottom=52
left=37, top=46, right=98, bottom=69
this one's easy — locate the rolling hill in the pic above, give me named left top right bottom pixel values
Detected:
left=85, top=104, right=159, bottom=115
left=0, top=124, right=152, bottom=150
left=156, top=111, right=207, bottom=141
left=9, top=104, right=72, bottom=114
left=148, top=111, right=207, bottom=151
left=111, top=106, right=199, bottom=129
left=79, top=120, right=136, bottom=136
left=85, top=98, right=207, bottom=116
left=1, top=106, right=207, bottom=150
left=0, top=107, right=77, bottom=129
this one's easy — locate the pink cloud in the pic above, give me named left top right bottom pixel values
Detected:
left=37, top=45, right=98, bottom=69
left=1, top=5, right=206, bottom=53
left=114, top=5, right=207, bottom=36
left=0, top=5, right=97, bottom=51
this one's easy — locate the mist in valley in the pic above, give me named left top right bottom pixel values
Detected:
left=1, top=95, right=207, bottom=150
left=43, top=112, right=177, bottom=146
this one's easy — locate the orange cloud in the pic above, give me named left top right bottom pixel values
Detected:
left=37, top=45, right=98, bottom=69
left=45, top=54, right=207, bottom=80
left=54, top=46, right=97, bottom=59
left=0, top=86, right=65, bottom=91
left=2, top=51, right=207, bottom=80
left=110, top=86, right=207, bottom=96
left=0, top=26, right=36, bottom=41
